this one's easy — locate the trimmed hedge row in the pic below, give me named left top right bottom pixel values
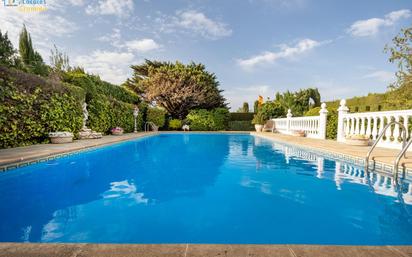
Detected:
left=0, top=81, right=83, bottom=148
left=227, top=121, right=254, bottom=131
left=0, top=66, right=143, bottom=148
left=229, top=112, right=255, bottom=121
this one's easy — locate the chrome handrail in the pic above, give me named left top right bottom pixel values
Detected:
left=144, top=122, right=157, bottom=132
left=394, top=137, right=412, bottom=180
left=365, top=121, right=407, bottom=171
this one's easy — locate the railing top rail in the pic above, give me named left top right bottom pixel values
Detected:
left=288, top=116, right=320, bottom=121
left=343, top=109, right=412, bottom=118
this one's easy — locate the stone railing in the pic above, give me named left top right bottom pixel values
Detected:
left=337, top=99, right=412, bottom=150
left=272, top=103, right=328, bottom=139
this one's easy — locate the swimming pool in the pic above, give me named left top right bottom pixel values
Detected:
left=0, top=133, right=411, bottom=244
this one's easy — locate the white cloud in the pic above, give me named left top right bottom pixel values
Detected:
left=74, top=50, right=136, bottom=84
left=176, top=10, right=232, bottom=39
left=69, top=0, right=84, bottom=6
left=125, top=39, right=161, bottom=52
left=363, top=70, right=394, bottom=83
left=237, top=39, right=322, bottom=69
left=0, top=6, right=77, bottom=57
left=86, top=0, right=134, bottom=17
left=347, top=9, right=411, bottom=37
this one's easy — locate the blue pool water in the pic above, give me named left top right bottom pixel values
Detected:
left=0, top=133, right=412, bottom=245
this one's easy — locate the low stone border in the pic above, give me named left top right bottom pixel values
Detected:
left=0, top=243, right=410, bottom=257
left=0, top=132, right=158, bottom=172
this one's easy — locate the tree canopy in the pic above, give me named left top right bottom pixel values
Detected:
left=126, top=60, right=227, bottom=118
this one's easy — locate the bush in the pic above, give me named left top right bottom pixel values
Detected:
left=64, top=72, right=140, bottom=104
left=169, top=119, right=183, bottom=130
left=229, top=112, right=255, bottom=121
left=186, top=108, right=229, bottom=131
left=252, top=112, right=265, bottom=125
left=259, top=101, right=285, bottom=120
left=305, top=107, right=338, bottom=140
left=228, top=121, right=254, bottom=131
left=147, top=107, right=166, bottom=128
left=87, top=94, right=137, bottom=134
left=0, top=80, right=83, bottom=148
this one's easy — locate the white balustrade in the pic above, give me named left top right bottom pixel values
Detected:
left=337, top=99, right=412, bottom=151
left=272, top=103, right=328, bottom=139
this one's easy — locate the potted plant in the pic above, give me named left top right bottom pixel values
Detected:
left=252, top=112, right=265, bottom=132
left=111, top=127, right=124, bottom=135
left=345, top=134, right=370, bottom=146
left=48, top=132, right=74, bottom=144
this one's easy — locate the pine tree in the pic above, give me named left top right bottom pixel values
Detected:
left=18, top=25, right=48, bottom=76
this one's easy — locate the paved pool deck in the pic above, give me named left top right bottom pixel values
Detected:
left=0, top=132, right=158, bottom=171
left=0, top=243, right=411, bottom=257
left=252, top=132, right=412, bottom=174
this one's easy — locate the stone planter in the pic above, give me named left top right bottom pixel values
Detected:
left=255, top=124, right=263, bottom=132
left=292, top=131, right=305, bottom=137
left=49, top=132, right=73, bottom=144
left=111, top=127, right=124, bottom=136
left=112, top=131, right=124, bottom=136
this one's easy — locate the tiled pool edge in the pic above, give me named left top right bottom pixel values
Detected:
left=0, top=132, right=159, bottom=172
left=0, top=243, right=410, bottom=257
left=252, top=132, right=412, bottom=177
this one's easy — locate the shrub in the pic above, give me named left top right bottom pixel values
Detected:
left=305, top=107, right=338, bottom=140
left=186, top=108, right=229, bottom=131
left=169, top=119, right=183, bottom=130
left=229, top=112, right=255, bottom=121
left=228, top=121, right=254, bottom=131
left=0, top=81, right=83, bottom=148
left=252, top=112, right=265, bottom=125
left=259, top=101, right=285, bottom=120
left=147, top=107, right=166, bottom=128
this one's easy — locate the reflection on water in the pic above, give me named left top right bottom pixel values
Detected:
left=0, top=134, right=411, bottom=244
left=266, top=140, right=412, bottom=205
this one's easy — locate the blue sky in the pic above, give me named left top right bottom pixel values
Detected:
left=0, top=0, right=411, bottom=110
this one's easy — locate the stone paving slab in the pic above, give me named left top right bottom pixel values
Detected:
left=252, top=132, right=412, bottom=173
left=0, top=244, right=410, bottom=257
left=0, top=132, right=158, bottom=170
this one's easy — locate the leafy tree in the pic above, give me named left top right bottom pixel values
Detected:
left=0, top=30, right=18, bottom=67
left=50, top=44, right=70, bottom=73
left=259, top=101, right=285, bottom=120
left=275, top=88, right=320, bottom=116
left=128, top=60, right=226, bottom=118
left=18, top=25, right=48, bottom=76
left=242, top=102, right=249, bottom=113
left=385, top=26, right=412, bottom=90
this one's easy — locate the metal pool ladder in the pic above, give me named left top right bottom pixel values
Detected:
left=144, top=122, right=158, bottom=132
left=365, top=121, right=407, bottom=178
left=394, top=137, right=412, bottom=179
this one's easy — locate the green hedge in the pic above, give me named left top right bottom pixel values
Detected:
left=186, top=108, right=229, bottom=131
left=168, top=119, right=183, bottom=130
left=64, top=72, right=140, bottom=104
left=88, top=95, right=145, bottom=134
left=228, top=121, right=254, bottom=131
left=0, top=75, right=83, bottom=148
left=305, top=107, right=338, bottom=140
left=229, top=112, right=255, bottom=121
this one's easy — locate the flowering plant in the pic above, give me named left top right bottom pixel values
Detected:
left=111, top=127, right=124, bottom=133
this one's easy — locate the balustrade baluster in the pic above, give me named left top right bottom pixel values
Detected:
left=384, top=116, right=392, bottom=143
left=372, top=116, right=378, bottom=140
